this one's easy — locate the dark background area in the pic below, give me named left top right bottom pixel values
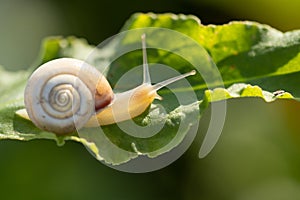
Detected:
left=1, top=0, right=300, bottom=199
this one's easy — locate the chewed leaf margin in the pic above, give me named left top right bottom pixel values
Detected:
left=200, top=83, right=294, bottom=112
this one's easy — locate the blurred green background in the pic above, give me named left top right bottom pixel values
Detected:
left=1, top=0, right=300, bottom=199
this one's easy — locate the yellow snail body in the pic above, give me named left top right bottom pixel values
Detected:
left=18, top=34, right=196, bottom=135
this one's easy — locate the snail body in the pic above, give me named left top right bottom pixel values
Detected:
left=85, top=84, right=156, bottom=126
left=19, top=34, right=195, bottom=134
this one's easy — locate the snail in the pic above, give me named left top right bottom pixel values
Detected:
left=17, top=34, right=196, bottom=135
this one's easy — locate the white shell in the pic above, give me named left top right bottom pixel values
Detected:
left=24, top=58, right=110, bottom=134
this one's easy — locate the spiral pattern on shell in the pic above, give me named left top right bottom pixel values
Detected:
left=24, top=58, right=113, bottom=134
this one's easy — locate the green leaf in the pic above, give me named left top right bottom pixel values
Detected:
left=197, top=21, right=300, bottom=96
left=1, top=13, right=300, bottom=165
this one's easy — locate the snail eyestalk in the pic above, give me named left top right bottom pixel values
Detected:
left=152, top=70, right=196, bottom=92
left=142, top=34, right=151, bottom=85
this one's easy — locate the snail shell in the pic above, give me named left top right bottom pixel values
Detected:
left=24, top=58, right=113, bottom=134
